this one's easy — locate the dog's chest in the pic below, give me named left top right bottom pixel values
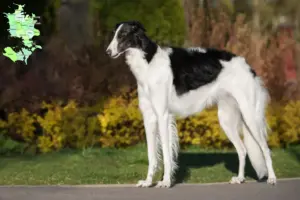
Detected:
left=125, top=51, right=150, bottom=84
left=125, top=50, right=169, bottom=87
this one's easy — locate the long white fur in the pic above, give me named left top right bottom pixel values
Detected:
left=107, top=36, right=277, bottom=188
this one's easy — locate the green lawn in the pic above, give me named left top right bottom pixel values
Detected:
left=0, top=144, right=299, bottom=185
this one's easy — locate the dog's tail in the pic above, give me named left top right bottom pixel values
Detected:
left=242, top=77, right=269, bottom=179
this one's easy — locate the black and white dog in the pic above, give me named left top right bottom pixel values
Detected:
left=106, top=21, right=276, bottom=188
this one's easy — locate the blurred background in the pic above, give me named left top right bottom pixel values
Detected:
left=0, top=0, right=299, bottom=185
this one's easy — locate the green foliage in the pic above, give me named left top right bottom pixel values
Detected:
left=93, top=0, right=186, bottom=46
left=0, top=135, right=26, bottom=155
left=41, top=0, right=186, bottom=46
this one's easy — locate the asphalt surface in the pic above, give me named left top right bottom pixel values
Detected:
left=0, top=178, right=299, bottom=200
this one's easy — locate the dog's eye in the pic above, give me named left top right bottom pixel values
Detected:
left=120, top=32, right=127, bottom=37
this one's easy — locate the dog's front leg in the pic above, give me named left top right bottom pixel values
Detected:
left=150, top=88, right=173, bottom=188
left=136, top=86, right=159, bottom=188
left=155, top=112, right=172, bottom=188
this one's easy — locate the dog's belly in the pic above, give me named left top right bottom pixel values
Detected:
left=168, top=83, right=218, bottom=118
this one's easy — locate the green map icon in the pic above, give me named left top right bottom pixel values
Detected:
left=2, top=4, right=42, bottom=65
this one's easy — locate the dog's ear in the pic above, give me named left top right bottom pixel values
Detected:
left=130, top=21, right=146, bottom=32
left=115, top=23, right=122, bottom=31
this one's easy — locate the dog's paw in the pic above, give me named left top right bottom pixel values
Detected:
left=267, top=177, right=277, bottom=185
left=229, top=176, right=245, bottom=184
left=155, top=180, right=172, bottom=188
left=136, top=180, right=153, bottom=188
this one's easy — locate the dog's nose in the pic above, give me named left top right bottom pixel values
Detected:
left=106, top=49, right=112, bottom=56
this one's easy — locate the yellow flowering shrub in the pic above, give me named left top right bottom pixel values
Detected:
left=97, top=91, right=144, bottom=148
left=36, top=101, right=65, bottom=153
left=61, top=104, right=99, bottom=149
left=0, top=100, right=101, bottom=154
left=177, top=107, right=230, bottom=149
left=96, top=90, right=300, bottom=149
left=279, top=101, right=300, bottom=146
left=97, top=91, right=300, bottom=149
left=265, top=104, right=282, bottom=148
left=0, top=109, right=36, bottom=143
left=37, top=100, right=100, bottom=152
left=0, top=89, right=299, bottom=154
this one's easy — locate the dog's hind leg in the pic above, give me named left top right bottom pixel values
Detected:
left=233, top=87, right=276, bottom=185
left=217, top=96, right=247, bottom=184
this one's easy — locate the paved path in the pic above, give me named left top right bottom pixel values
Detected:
left=0, top=178, right=300, bottom=200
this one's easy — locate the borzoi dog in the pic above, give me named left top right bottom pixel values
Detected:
left=106, top=21, right=276, bottom=188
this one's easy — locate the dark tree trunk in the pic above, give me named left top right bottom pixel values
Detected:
left=56, top=0, right=94, bottom=51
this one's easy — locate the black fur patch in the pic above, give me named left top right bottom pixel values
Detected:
left=169, top=47, right=237, bottom=96
left=143, top=39, right=157, bottom=63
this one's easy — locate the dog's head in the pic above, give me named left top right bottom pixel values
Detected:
left=106, top=21, right=146, bottom=59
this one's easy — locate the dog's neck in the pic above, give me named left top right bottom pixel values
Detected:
left=125, top=48, right=148, bottom=82
left=124, top=34, right=158, bottom=84
left=125, top=43, right=157, bottom=84
left=125, top=34, right=157, bottom=63
left=140, top=35, right=157, bottom=63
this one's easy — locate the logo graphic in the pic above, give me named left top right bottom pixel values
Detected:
left=3, top=4, right=42, bottom=65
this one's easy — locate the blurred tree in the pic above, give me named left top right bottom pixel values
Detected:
left=182, top=0, right=236, bottom=46
left=252, top=0, right=260, bottom=31
left=246, top=0, right=300, bottom=34
left=56, top=0, right=94, bottom=50
left=94, top=0, right=186, bottom=46
left=182, top=0, right=194, bottom=46
left=272, top=0, right=300, bottom=37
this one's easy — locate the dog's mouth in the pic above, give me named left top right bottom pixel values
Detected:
left=111, top=50, right=127, bottom=59
left=111, top=53, right=120, bottom=59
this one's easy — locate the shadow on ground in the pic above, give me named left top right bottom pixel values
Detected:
left=174, top=152, right=258, bottom=183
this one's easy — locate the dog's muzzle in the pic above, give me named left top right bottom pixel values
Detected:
left=106, top=49, right=112, bottom=57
